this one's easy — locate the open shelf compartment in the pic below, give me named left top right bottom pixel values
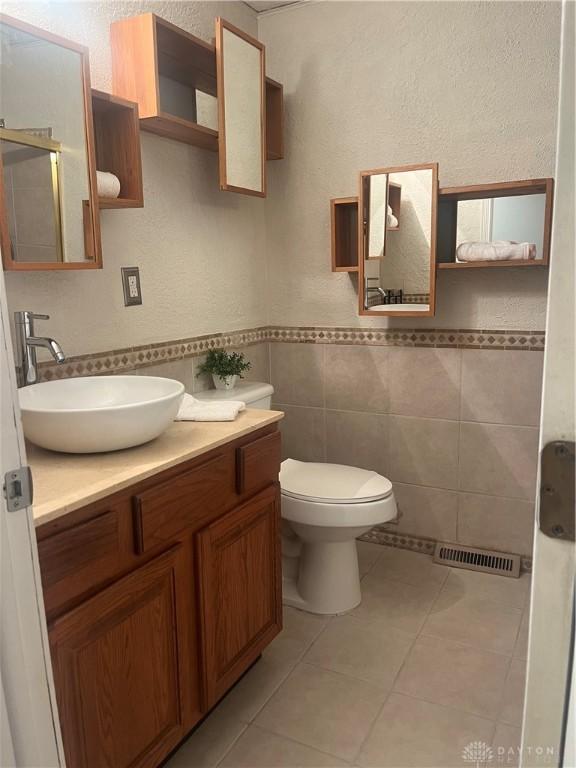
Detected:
left=331, top=197, right=358, bottom=272
left=437, top=178, right=553, bottom=269
left=111, top=13, right=219, bottom=151
left=92, top=90, right=144, bottom=209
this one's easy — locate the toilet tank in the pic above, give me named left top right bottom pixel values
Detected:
left=193, top=381, right=274, bottom=409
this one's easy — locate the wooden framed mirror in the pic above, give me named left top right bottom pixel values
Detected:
left=0, top=14, right=101, bottom=270
left=358, top=162, right=438, bottom=317
left=215, top=18, right=266, bottom=197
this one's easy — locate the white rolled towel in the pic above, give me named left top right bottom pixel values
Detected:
left=96, top=170, right=121, bottom=199
left=175, top=393, right=246, bottom=422
left=456, top=240, right=537, bottom=262
left=387, top=212, right=399, bottom=228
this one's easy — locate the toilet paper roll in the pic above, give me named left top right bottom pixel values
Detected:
left=96, top=170, right=121, bottom=199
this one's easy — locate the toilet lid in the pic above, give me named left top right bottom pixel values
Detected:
left=280, top=459, right=393, bottom=504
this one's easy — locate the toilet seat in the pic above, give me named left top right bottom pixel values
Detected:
left=280, top=459, right=393, bottom=504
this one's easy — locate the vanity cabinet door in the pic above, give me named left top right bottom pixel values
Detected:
left=197, top=484, right=282, bottom=707
left=49, top=546, right=190, bottom=768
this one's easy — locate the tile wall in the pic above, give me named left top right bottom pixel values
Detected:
left=271, top=342, right=543, bottom=557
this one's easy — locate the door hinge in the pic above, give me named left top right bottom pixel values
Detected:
left=3, top=466, right=33, bottom=512
left=539, top=440, right=575, bottom=541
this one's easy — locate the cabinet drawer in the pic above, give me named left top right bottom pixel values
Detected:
left=38, top=505, right=130, bottom=618
left=236, top=431, right=281, bottom=496
left=134, top=452, right=235, bottom=553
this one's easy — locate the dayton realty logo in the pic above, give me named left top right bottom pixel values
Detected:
left=462, top=741, right=494, bottom=767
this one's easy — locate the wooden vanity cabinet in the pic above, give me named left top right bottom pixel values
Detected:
left=198, top=485, right=281, bottom=707
left=36, top=425, right=282, bottom=768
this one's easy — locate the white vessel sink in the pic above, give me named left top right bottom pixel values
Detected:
left=19, top=376, right=184, bottom=454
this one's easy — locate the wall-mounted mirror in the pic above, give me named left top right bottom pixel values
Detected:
left=0, top=14, right=101, bottom=270
left=437, top=179, right=553, bottom=268
left=359, top=162, right=438, bottom=316
left=216, top=18, right=266, bottom=197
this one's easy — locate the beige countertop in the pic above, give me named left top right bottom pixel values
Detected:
left=28, top=409, right=284, bottom=528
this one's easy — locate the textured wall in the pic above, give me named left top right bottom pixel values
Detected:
left=3, top=0, right=266, bottom=358
left=259, top=1, right=561, bottom=330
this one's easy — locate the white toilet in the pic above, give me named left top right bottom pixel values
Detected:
left=194, top=381, right=397, bottom=614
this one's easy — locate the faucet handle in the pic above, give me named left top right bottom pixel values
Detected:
left=15, top=311, right=49, bottom=323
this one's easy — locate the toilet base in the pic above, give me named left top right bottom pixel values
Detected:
left=282, top=538, right=362, bottom=615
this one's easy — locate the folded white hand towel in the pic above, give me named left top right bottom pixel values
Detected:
left=387, top=204, right=393, bottom=215
left=96, top=170, right=121, bottom=199
left=456, top=240, right=537, bottom=262
left=175, top=393, right=246, bottom=422
left=387, top=212, right=399, bottom=228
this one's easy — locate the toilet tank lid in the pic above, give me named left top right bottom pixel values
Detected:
left=280, top=459, right=393, bottom=504
left=193, top=381, right=274, bottom=404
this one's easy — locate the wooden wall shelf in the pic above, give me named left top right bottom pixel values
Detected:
left=331, top=197, right=358, bottom=272
left=111, top=13, right=283, bottom=161
left=266, top=77, right=283, bottom=160
left=437, top=178, right=553, bottom=268
left=111, top=14, right=219, bottom=152
left=92, top=89, right=144, bottom=209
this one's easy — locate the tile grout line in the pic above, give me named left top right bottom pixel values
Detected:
left=351, top=563, right=452, bottom=765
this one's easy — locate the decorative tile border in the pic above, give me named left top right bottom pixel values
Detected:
left=359, top=526, right=533, bottom=574
left=38, top=327, right=269, bottom=382
left=37, top=324, right=546, bottom=381
left=267, top=326, right=546, bottom=351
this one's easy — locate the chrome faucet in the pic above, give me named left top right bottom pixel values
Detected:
left=14, top=311, right=66, bottom=386
left=364, top=285, right=388, bottom=309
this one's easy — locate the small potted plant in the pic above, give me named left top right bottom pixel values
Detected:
left=196, top=349, right=252, bottom=391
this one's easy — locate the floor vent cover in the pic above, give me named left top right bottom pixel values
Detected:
left=433, top=542, right=521, bottom=578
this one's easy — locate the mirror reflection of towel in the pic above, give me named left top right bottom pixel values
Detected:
left=456, top=240, right=537, bottom=262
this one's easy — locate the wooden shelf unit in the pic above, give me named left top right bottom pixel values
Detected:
left=91, top=90, right=144, bottom=209
left=266, top=77, right=284, bottom=160
left=111, top=13, right=284, bottom=160
left=331, top=197, right=358, bottom=272
left=437, top=178, right=553, bottom=269
left=111, top=13, right=219, bottom=151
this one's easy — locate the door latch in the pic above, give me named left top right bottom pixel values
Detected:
left=539, top=441, right=575, bottom=541
left=3, top=466, right=33, bottom=512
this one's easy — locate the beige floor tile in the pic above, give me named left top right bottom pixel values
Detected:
left=352, top=574, right=441, bottom=634
left=217, top=649, right=297, bottom=724
left=443, top=569, right=531, bottom=610
left=500, top=658, right=527, bottom=727
left=357, top=693, right=495, bottom=768
left=513, top=610, right=530, bottom=660
left=394, top=634, right=510, bottom=719
left=492, top=723, right=522, bottom=768
left=255, top=663, right=387, bottom=761
left=369, top=547, right=450, bottom=588
left=165, top=707, right=246, bottom=768
left=357, top=541, right=384, bottom=577
left=269, top=607, right=331, bottom=663
left=220, top=725, right=349, bottom=767
left=422, top=582, right=523, bottom=654
left=303, top=614, right=413, bottom=687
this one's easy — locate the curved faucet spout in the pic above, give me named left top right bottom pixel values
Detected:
left=28, top=336, right=66, bottom=364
